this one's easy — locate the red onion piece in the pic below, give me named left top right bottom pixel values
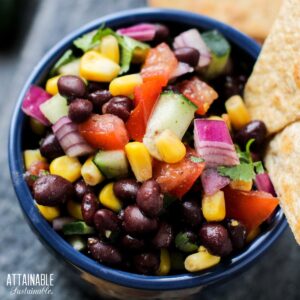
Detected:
left=52, top=217, right=75, bottom=231
left=22, top=85, right=51, bottom=125
left=173, top=29, right=211, bottom=68
left=255, top=173, right=276, bottom=196
left=201, top=168, right=230, bottom=195
left=194, top=119, right=239, bottom=167
left=170, top=62, right=194, bottom=80
left=52, top=116, right=94, bottom=157
left=117, top=23, right=156, bottom=41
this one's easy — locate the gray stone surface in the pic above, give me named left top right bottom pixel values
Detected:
left=0, top=0, right=299, bottom=299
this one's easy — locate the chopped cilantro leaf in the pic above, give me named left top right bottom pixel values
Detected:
left=190, top=156, right=205, bottom=163
left=49, top=49, right=76, bottom=77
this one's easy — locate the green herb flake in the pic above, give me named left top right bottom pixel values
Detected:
left=49, top=49, right=76, bottom=77
left=190, top=156, right=205, bottom=163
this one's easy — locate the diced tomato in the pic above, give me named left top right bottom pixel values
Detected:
left=153, top=148, right=205, bottom=198
left=177, top=77, right=218, bottom=115
left=223, top=187, right=279, bottom=231
left=78, top=114, right=129, bottom=150
left=28, top=161, right=49, bottom=176
left=126, top=80, right=163, bottom=142
left=141, top=43, right=178, bottom=86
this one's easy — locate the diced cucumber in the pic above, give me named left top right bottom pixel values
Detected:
left=143, top=92, right=197, bottom=159
left=63, top=221, right=95, bottom=235
left=58, top=59, right=80, bottom=76
left=39, top=94, right=68, bottom=124
left=93, top=150, right=128, bottom=179
left=202, top=30, right=231, bottom=79
left=66, top=235, right=86, bottom=251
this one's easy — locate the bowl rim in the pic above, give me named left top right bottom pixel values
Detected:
left=8, top=7, right=287, bottom=291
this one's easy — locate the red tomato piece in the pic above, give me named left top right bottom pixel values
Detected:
left=177, top=77, right=218, bottom=115
left=153, top=148, right=205, bottom=198
left=223, top=187, right=279, bottom=231
left=141, top=43, right=178, bottom=86
left=78, top=114, right=129, bottom=150
left=28, top=161, right=49, bottom=176
left=126, top=80, right=162, bottom=142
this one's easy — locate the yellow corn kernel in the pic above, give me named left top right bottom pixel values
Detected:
left=36, top=204, right=60, bottom=221
left=45, top=75, right=60, bottom=95
left=125, top=142, right=152, bottom=182
left=157, top=249, right=171, bottom=275
left=229, top=180, right=253, bottom=191
left=132, top=47, right=150, bottom=64
left=155, top=129, right=186, bottom=163
left=81, top=156, right=105, bottom=186
left=221, top=113, right=232, bottom=131
left=202, top=191, right=226, bottom=222
left=67, top=200, right=83, bottom=220
left=184, top=246, right=221, bottom=272
left=99, top=183, right=122, bottom=212
left=80, top=51, right=120, bottom=82
left=24, top=149, right=46, bottom=171
left=246, top=227, right=261, bottom=243
left=99, top=35, right=120, bottom=64
left=50, top=155, right=81, bottom=183
left=225, top=95, right=251, bottom=130
left=109, top=73, right=143, bottom=97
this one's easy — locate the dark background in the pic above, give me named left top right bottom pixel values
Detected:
left=0, top=0, right=299, bottom=299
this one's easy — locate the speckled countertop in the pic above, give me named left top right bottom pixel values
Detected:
left=0, top=1, right=299, bottom=299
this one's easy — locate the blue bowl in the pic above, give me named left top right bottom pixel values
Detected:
left=8, top=8, right=287, bottom=299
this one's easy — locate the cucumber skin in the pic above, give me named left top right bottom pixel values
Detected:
left=202, top=30, right=231, bottom=79
left=93, top=150, right=128, bottom=179
left=63, top=221, right=95, bottom=235
left=143, top=92, right=197, bottom=159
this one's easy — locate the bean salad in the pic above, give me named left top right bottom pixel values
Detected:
left=22, top=22, right=279, bottom=275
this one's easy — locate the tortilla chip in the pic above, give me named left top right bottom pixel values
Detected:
left=244, top=0, right=300, bottom=134
left=265, top=121, right=300, bottom=244
left=148, top=0, right=282, bottom=41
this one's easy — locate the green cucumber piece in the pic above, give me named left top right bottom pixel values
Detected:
left=40, top=94, right=68, bottom=124
left=93, top=150, right=128, bottom=179
left=143, top=91, right=197, bottom=159
left=175, top=232, right=198, bottom=253
left=202, top=30, right=231, bottom=79
left=58, top=59, right=80, bottom=76
left=63, top=221, right=95, bottom=235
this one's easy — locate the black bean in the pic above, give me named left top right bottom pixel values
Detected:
left=87, top=81, right=109, bottom=93
left=81, top=193, right=98, bottom=226
left=74, top=179, right=94, bottom=202
left=174, top=47, right=200, bottom=67
left=68, top=99, right=93, bottom=123
left=199, top=223, right=232, bottom=257
left=94, top=209, right=120, bottom=236
left=40, top=134, right=64, bottom=160
left=235, top=120, right=267, bottom=148
left=133, top=252, right=159, bottom=274
left=121, top=234, right=145, bottom=251
left=181, top=200, right=203, bottom=227
left=117, top=209, right=125, bottom=222
left=151, top=222, right=173, bottom=249
left=33, top=174, right=74, bottom=206
left=226, top=219, right=247, bottom=250
left=123, top=205, right=158, bottom=235
left=102, top=96, right=133, bottom=122
left=154, top=24, right=169, bottom=43
left=88, top=90, right=112, bottom=112
left=223, top=74, right=247, bottom=99
left=113, top=179, right=140, bottom=203
left=88, top=238, right=122, bottom=265
left=58, top=75, right=86, bottom=99
left=136, top=180, right=163, bottom=218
